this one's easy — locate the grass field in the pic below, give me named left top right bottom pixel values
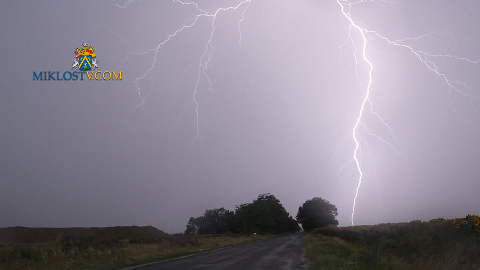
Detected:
left=305, top=215, right=480, bottom=270
left=0, top=233, right=268, bottom=270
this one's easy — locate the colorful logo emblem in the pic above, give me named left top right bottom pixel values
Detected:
left=73, top=42, right=98, bottom=71
left=32, top=41, right=122, bottom=81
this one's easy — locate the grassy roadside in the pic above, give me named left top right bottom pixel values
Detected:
left=304, top=233, right=377, bottom=270
left=304, top=216, right=480, bottom=270
left=0, top=234, right=272, bottom=270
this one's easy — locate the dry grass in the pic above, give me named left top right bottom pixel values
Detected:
left=305, top=216, right=480, bottom=270
left=305, top=234, right=376, bottom=270
left=0, top=234, right=269, bottom=270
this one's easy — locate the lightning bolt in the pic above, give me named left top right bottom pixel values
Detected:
left=336, top=0, right=478, bottom=225
left=112, top=0, right=478, bottom=226
left=336, top=0, right=374, bottom=225
left=115, top=0, right=251, bottom=145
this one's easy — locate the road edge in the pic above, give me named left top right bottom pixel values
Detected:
left=121, top=234, right=289, bottom=270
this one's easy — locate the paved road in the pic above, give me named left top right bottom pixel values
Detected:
left=128, top=233, right=305, bottom=270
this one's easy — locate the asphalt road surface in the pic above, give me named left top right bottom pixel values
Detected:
left=127, top=233, right=306, bottom=270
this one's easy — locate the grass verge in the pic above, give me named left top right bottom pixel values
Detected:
left=305, top=216, right=480, bottom=270
left=0, top=234, right=271, bottom=270
left=305, top=233, right=376, bottom=270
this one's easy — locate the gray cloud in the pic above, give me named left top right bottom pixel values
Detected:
left=0, top=0, right=479, bottom=233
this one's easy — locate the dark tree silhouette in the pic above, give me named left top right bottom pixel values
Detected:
left=296, top=197, right=338, bottom=232
left=184, top=208, right=234, bottom=235
left=185, top=193, right=299, bottom=235
left=233, top=193, right=299, bottom=234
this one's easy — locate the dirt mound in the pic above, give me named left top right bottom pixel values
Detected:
left=0, top=226, right=168, bottom=244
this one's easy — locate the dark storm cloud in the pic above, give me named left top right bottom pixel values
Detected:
left=0, top=0, right=479, bottom=233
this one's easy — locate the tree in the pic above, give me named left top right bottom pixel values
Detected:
left=184, top=217, right=199, bottom=235
left=233, top=193, right=299, bottom=234
left=296, top=197, right=338, bottom=232
left=184, top=208, right=234, bottom=235
left=184, top=194, right=300, bottom=235
left=200, top=208, right=235, bottom=234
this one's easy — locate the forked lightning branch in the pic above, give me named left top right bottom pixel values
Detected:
left=33, top=42, right=123, bottom=81
left=112, top=0, right=477, bottom=225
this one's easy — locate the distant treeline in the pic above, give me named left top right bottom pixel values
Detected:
left=184, top=193, right=338, bottom=235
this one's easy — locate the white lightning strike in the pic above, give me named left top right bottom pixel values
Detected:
left=336, top=0, right=373, bottom=225
left=113, top=0, right=477, bottom=226
left=115, top=0, right=252, bottom=145
left=238, top=3, right=249, bottom=46
left=336, top=0, right=477, bottom=225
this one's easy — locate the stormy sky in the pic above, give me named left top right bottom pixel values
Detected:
left=1, top=0, right=479, bottom=233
